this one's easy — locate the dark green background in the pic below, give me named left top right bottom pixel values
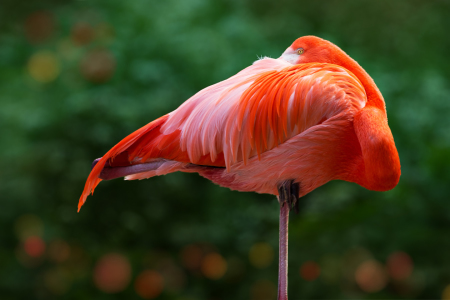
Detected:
left=1, top=0, right=450, bottom=299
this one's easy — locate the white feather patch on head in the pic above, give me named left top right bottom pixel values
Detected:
left=280, top=47, right=298, bottom=64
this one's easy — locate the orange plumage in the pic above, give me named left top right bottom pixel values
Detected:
left=78, top=36, right=400, bottom=212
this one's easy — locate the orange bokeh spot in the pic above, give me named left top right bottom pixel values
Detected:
left=24, top=236, right=45, bottom=257
left=93, top=253, right=131, bottom=293
left=134, top=270, right=164, bottom=299
left=24, top=11, right=54, bottom=44
left=300, top=261, right=320, bottom=281
left=201, top=253, right=227, bottom=280
left=80, top=49, right=115, bottom=83
left=443, top=284, right=450, bottom=300
left=355, top=260, right=387, bottom=293
left=72, top=22, right=94, bottom=46
left=181, top=244, right=203, bottom=271
left=387, top=251, right=413, bottom=280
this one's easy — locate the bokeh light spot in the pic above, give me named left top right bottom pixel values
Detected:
left=249, top=242, right=274, bottom=269
left=442, top=284, right=450, bottom=300
left=201, top=253, right=227, bottom=280
left=355, top=259, right=387, bottom=293
left=23, top=236, right=45, bottom=257
left=387, top=251, right=413, bottom=280
left=28, top=51, right=60, bottom=83
left=72, top=22, right=94, bottom=46
left=300, top=261, right=320, bottom=281
left=251, top=279, right=276, bottom=300
left=134, top=270, right=164, bottom=299
left=80, top=49, right=115, bottom=83
left=24, top=11, right=54, bottom=43
left=93, top=253, right=131, bottom=293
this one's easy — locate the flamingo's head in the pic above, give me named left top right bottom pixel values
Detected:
left=280, top=36, right=347, bottom=65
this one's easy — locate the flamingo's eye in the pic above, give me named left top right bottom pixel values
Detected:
left=297, top=48, right=304, bottom=55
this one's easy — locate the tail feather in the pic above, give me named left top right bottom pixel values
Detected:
left=78, top=112, right=228, bottom=212
left=78, top=115, right=169, bottom=212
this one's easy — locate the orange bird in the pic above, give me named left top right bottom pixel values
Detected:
left=79, top=36, right=400, bottom=299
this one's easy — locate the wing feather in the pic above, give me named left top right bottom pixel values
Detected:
left=162, top=59, right=367, bottom=168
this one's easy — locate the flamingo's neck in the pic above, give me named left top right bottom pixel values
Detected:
left=335, top=53, right=385, bottom=111
left=331, top=49, right=400, bottom=191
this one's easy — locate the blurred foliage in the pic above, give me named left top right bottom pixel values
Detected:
left=1, top=0, right=450, bottom=299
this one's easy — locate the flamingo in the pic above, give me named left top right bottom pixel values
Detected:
left=78, top=36, right=400, bottom=299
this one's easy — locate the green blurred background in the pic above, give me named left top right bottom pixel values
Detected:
left=1, top=0, right=450, bottom=299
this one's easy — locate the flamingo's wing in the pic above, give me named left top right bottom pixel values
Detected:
left=78, top=58, right=366, bottom=210
left=162, top=58, right=367, bottom=169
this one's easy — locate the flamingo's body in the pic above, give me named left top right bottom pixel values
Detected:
left=79, top=36, right=400, bottom=210
left=78, top=36, right=400, bottom=299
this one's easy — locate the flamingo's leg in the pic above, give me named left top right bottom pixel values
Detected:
left=277, top=180, right=299, bottom=300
